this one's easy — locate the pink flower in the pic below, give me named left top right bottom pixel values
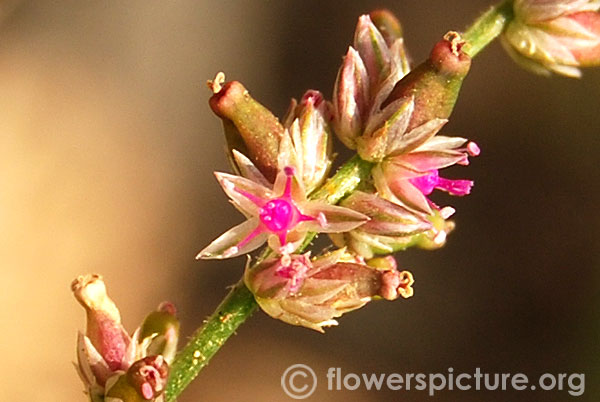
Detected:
left=245, top=249, right=414, bottom=331
left=373, top=135, right=480, bottom=214
left=197, top=165, right=369, bottom=259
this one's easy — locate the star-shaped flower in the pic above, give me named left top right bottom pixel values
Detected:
left=197, top=164, right=369, bottom=259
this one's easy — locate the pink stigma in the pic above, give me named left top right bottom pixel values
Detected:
left=234, top=166, right=315, bottom=250
left=259, top=199, right=294, bottom=231
left=411, top=170, right=473, bottom=196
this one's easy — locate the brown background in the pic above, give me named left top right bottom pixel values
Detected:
left=1, top=1, right=598, bottom=401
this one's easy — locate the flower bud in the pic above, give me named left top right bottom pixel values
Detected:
left=245, top=250, right=414, bottom=331
left=370, top=9, right=404, bottom=47
left=138, top=302, right=180, bottom=364
left=369, top=9, right=411, bottom=77
left=330, top=198, right=456, bottom=259
left=105, top=356, right=169, bottom=402
left=331, top=11, right=410, bottom=153
left=502, top=1, right=600, bottom=77
left=331, top=47, right=369, bottom=148
left=383, top=32, right=471, bottom=133
left=208, top=72, right=285, bottom=181
left=72, top=274, right=133, bottom=388
left=281, top=90, right=333, bottom=193
left=354, top=15, right=393, bottom=93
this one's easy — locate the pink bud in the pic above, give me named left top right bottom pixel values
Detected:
left=332, top=47, right=369, bottom=149
left=72, top=274, right=130, bottom=373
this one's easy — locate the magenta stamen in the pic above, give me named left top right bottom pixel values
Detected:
left=435, top=177, right=473, bottom=196
left=235, top=188, right=265, bottom=207
left=278, top=232, right=287, bottom=247
left=282, top=166, right=295, bottom=198
left=410, top=170, right=473, bottom=197
left=237, top=225, right=264, bottom=248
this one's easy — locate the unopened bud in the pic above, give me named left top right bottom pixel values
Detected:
left=72, top=274, right=130, bottom=373
left=383, top=32, right=471, bottom=132
left=138, top=302, right=180, bottom=364
left=369, top=9, right=404, bottom=47
left=208, top=73, right=285, bottom=181
left=282, top=90, right=333, bottom=192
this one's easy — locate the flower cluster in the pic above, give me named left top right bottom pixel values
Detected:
left=197, top=9, right=481, bottom=330
left=72, top=274, right=179, bottom=402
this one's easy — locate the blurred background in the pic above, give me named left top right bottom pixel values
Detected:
left=1, top=1, right=598, bottom=401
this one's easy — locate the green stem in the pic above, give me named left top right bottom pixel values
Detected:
left=164, top=280, right=256, bottom=400
left=165, top=3, right=516, bottom=399
left=463, top=1, right=514, bottom=57
left=164, top=155, right=373, bottom=401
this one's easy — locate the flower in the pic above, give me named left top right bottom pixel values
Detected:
left=373, top=135, right=480, bottom=214
left=332, top=11, right=473, bottom=163
left=196, top=165, right=369, bottom=259
left=244, top=249, right=414, bottom=331
left=502, top=0, right=600, bottom=77
left=72, top=274, right=178, bottom=402
left=331, top=201, right=457, bottom=258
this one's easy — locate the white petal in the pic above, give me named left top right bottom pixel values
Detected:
left=232, top=150, right=271, bottom=187
left=415, top=135, right=468, bottom=151
left=215, top=172, right=273, bottom=217
left=388, top=118, right=448, bottom=156
left=400, top=150, right=467, bottom=172
left=197, top=218, right=267, bottom=259
left=300, top=202, right=369, bottom=233
left=277, top=129, right=302, bottom=176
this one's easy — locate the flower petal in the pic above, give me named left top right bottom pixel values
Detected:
left=387, top=118, right=448, bottom=156
left=197, top=218, right=267, bottom=259
left=354, top=15, right=392, bottom=91
left=341, top=191, right=432, bottom=235
left=299, top=202, right=369, bottom=233
left=273, top=165, right=307, bottom=202
left=232, top=150, right=271, bottom=187
left=387, top=178, right=432, bottom=214
left=375, top=164, right=432, bottom=213
left=215, top=172, right=273, bottom=217
left=277, top=129, right=302, bottom=177
left=399, top=150, right=468, bottom=172
left=415, top=135, right=467, bottom=151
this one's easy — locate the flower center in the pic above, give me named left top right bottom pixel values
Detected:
left=259, top=198, right=294, bottom=232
